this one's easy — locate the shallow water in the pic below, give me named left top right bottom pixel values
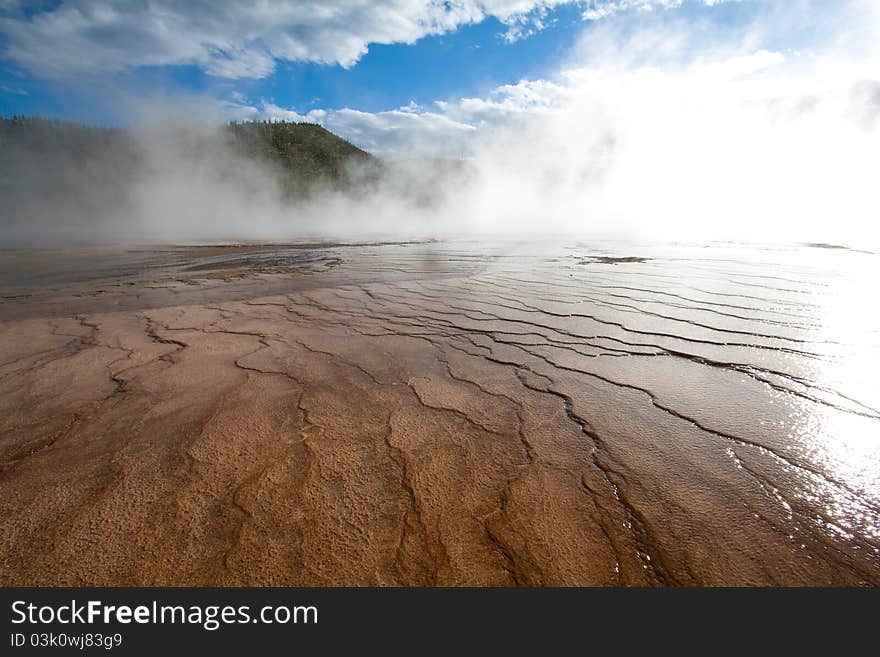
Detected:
left=0, top=240, right=877, bottom=585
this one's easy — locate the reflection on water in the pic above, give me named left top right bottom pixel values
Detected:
left=1, top=238, right=878, bottom=578
left=789, top=256, right=880, bottom=545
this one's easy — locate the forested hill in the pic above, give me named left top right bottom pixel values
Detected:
left=226, top=120, right=376, bottom=188
left=0, top=116, right=379, bottom=196
left=0, top=116, right=385, bottom=245
left=0, top=116, right=136, bottom=157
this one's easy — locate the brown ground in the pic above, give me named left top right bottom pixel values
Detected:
left=1, top=242, right=878, bottom=586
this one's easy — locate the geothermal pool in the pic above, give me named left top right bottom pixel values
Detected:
left=0, top=240, right=877, bottom=585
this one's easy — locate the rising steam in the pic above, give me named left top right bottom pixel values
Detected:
left=1, top=1, right=878, bottom=249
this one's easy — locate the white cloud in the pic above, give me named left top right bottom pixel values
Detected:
left=0, top=1, right=745, bottom=78
left=220, top=78, right=574, bottom=159
left=582, top=0, right=683, bottom=20
left=252, top=101, right=476, bottom=158
left=0, top=83, right=29, bottom=95
left=238, top=0, right=880, bottom=246
left=578, top=0, right=742, bottom=21
left=0, top=0, right=578, bottom=78
left=6, top=0, right=877, bottom=246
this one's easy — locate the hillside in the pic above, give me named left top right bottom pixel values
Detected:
left=0, top=116, right=386, bottom=245
left=0, top=116, right=378, bottom=197
left=226, top=120, right=378, bottom=193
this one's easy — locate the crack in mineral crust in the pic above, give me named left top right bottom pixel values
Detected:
left=0, top=241, right=878, bottom=586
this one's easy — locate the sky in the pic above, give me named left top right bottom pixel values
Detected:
left=2, top=1, right=874, bottom=156
left=1, top=0, right=879, bottom=245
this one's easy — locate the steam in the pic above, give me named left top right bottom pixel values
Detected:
left=426, top=2, right=880, bottom=246
left=2, top=1, right=879, bottom=249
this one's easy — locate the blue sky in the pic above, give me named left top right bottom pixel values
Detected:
left=1, top=1, right=878, bottom=245
left=1, top=1, right=762, bottom=125
left=0, top=1, right=877, bottom=161
left=0, top=2, right=583, bottom=122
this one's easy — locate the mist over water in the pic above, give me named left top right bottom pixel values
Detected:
left=1, top=2, right=878, bottom=249
left=2, top=1, right=880, bottom=590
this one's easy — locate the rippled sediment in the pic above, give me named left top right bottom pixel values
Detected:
left=0, top=240, right=877, bottom=585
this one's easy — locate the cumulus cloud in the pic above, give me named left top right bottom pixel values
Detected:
left=230, top=0, right=880, bottom=246
left=227, top=100, right=474, bottom=159
left=0, top=0, right=557, bottom=78
left=0, top=0, right=740, bottom=78
left=5, top=0, right=879, bottom=248
left=581, top=0, right=698, bottom=21
left=240, top=81, right=574, bottom=159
